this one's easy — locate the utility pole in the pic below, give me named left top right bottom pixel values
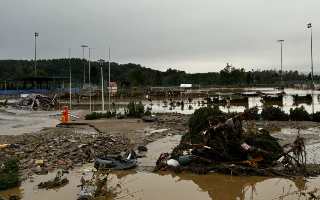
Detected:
left=88, top=48, right=92, bottom=112
left=307, top=23, right=314, bottom=88
left=108, top=47, right=111, bottom=111
left=98, top=59, right=105, bottom=111
left=277, top=40, right=284, bottom=89
left=307, top=23, right=314, bottom=115
left=34, top=32, right=39, bottom=76
left=69, top=48, right=72, bottom=110
left=81, top=45, right=88, bottom=86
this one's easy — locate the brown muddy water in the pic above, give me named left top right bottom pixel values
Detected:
left=1, top=132, right=320, bottom=200
left=80, top=88, right=320, bottom=114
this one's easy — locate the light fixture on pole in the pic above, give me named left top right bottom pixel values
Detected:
left=307, top=23, right=315, bottom=115
left=277, top=39, right=284, bottom=89
left=98, top=59, right=105, bottom=111
left=81, top=45, right=88, bottom=86
left=34, top=32, right=39, bottom=76
left=307, top=23, right=314, bottom=88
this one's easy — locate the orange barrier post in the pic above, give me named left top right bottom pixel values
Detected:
left=61, top=106, right=69, bottom=123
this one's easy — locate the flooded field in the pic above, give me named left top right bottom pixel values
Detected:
left=1, top=87, right=320, bottom=200
left=81, top=88, right=320, bottom=115
left=1, top=130, right=320, bottom=200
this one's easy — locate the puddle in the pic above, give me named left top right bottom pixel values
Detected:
left=273, top=127, right=320, bottom=164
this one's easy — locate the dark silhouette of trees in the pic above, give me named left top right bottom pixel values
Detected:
left=0, top=59, right=315, bottom=88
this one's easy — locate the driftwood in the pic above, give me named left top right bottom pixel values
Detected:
left=16, top=94, right=58, bottom=111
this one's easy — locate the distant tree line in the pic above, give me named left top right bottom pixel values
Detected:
left=0, top=59, right=316, bottom=88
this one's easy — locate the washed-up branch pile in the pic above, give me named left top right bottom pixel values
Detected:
left=155, top=107, right=320, bottom=177
left=16, top=94, right=58, bottom=111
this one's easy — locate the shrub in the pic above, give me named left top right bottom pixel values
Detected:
left=261, top=106, right=288, bottom=121
left=0, top=159, right=20, bottom=190
left=289, top=106, right=310, bottom=121
left=126, top=101, right=145, bottom=118
left=186, top=106, right=224, bottom=143
left=311, top=112, right=320, bottom=122
left=144, top=107, right=152, bottom=116
left=243, top=107, right=260, bottom=120
left=85, top=111, right=116, bottom=120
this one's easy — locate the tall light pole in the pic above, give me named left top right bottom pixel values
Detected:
left=81, top=45, right=88, bottom=86
left=277, top=40, right=284, bottom=89
left=108, top=47, right=111, bottom=111
left=98, top=59, right=105, bottom=111
left=68, top=48, right=72, bottom=110
left=307, top=23, right=315, bottom=115
left=307, top=23, right=314, bottom=88
left=88, top=48, right=92, bottom=112
left=34, top=32, right=39, bottom=76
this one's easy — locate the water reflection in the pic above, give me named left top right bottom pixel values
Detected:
left=110, top=171, right=319, bottom=200
left=140, top=88, right=320, bottom=114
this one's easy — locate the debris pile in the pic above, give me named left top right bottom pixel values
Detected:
left=38, top=170, right=69, bottom=189
left=155, top=107, right=320, bottom=177
left=78, top=170, right=119, bottom=200
left=94, top=150, right=137, bottom=170
left=16, top=94, right=58, bottom=111
left=0, top=128, right=130, bottom=176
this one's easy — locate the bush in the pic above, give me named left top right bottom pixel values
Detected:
left=126, top=101, right=145, bottom=118
left=186, top=106, right=224, bottom=143
left=243, top=107, right=260, bottom=120
left=311, top=112, right=320, bottom=122
left=0, top=159, right=20, bottom=190
left=85, top=111, right=116, bottom=120
left=289, top=106, right=310, bottom=121
left=261, top=106, right=288, bottom=121
left=144, top=107, right=152, bottom=116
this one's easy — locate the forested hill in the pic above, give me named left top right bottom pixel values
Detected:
left=0, top=59, right=312, bottom=87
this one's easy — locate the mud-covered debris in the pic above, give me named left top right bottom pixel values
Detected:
left=137, top=146, right=148, bottom=152
left=16, top=94, right=58, bottom=111
left=94, top=150, right=137, bottom=170
left=156, top=107, right=320, bottom=177
left=142, top=115, right=157, bottom=122
left=0, top=128, right=130, bottom=176
left=38, top=170, right=69, bottom=189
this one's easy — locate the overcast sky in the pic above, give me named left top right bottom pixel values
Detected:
left=0, top=0, right=319, bottom=73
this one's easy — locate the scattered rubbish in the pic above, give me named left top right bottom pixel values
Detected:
left=16, top=94, right=58, bottom=111
left=0, top=144, right=9, bottom=149
left=94, top=150, right=137, bottom=170
left=0, top=99, right=8, bottom=107
left=0, top=128, right=130, bottom=176
left=38, top=170, right=69, bottom=189
left=166, top=159, right=180, bottom=167
left=142, top=115, right=157, bottom=122
left=137, top=146, right=148, bottom=152
left=78, top=171, right=113, bottom=200
left=8, top=195, right=20, bottom=200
